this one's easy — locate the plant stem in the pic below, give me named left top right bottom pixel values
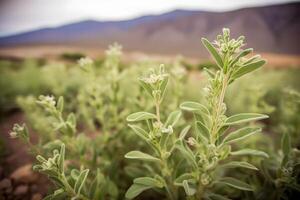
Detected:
left=211, top=74, right=228, bottom=143
left=156, top=101, right=161, bottom=123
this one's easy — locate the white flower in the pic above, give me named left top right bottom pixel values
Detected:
left=10, top=131, right=18, bottom=138
left=187, top=137, right=196, bottom=146
left=162, top=125, right=173, bottom=134
left=78, top=57, right=93, bottom=67
left=44, top=95, right=56, bottom=107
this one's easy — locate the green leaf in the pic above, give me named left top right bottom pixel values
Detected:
left=281, top=133, right=291, bottom=156
left=244, top=55, right=261, bottom=65
left=165, top=110, right=181, bottom=127
left=160, top=76, right=169, bottom=100
left=125, top=183, right=152, bottom=199
left=220, top=161, right=258, bottom=170
left=180, top=101, right=210, bottom=116
left=125, top=151, right=160, bottom=162
left=183, top=180, right=196, bottom=196
left=195, top=121, right=210, bottom=143
left=58, top=144, right=65, bottom=173
left=174, top=173, right=195, bottom=186
left=222, top=127, right=261, bottom=144
left=230, top=149, right=269, bottom=158
left=179, top=125, right=191, bottom=140
left=139, top=79, right=153, bottom=97
left=128, top=124, right=148, bottom=141
left=134, top=177, right=162, bottom=188
left=216, top=177, right=253, bottom=191
left=225, top=113, right=268, bottom=126
left=175, top=141, right=197, bottom=169
left=230, top=48, right=253, bottom=67
left=127, top=112, right=157, bottom=122
left=74, top=169, right=89, bottom=195
left=232, top=59, right=266, bottom=80
left=57, top=96, right=64, bottom=113
left=201, top=38, right=223, bottom=69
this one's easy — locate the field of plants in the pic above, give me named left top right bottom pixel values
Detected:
left=0, top=29, right=299, bottom=200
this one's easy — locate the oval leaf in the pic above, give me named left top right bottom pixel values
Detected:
left=125, top=151, right=160, bottom=162
left=128, top=124, right=148, bottom=141
left=179, top=125, right=191, bottom=140
left=134, top=177, right=162, bottom=188
left=139, top=80, right=154, bottom=97
left=220, top=161, right=258, bottom=170
left=230, top=149, right=269, bottom=158
left=127, top=112, right=157, bottom=122
left=222, top=127, right=261, bottom=144
left=160, top=76, right=169, bottom=100
left=230, top=48, right=253, bottom=67
left=195, top=121, right=210, bottom=143
left=180, top=101, right=210, bottom=115
left=165, top=110, right=181, bottom=127
left=232, top=59, right=266, bottom=79
left=225, top=113, right=268, bottom=126
left=216, top=177, right=253, bottom=191
left=175, top=141, right=197, bottom=169
left=201, top=38, right=223, bottom=69
left=125, top=184, right=152, bottom=199
left=58, top=144, right=65, bottom=173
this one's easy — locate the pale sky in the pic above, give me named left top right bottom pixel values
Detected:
left=0, top=0, right=298, bottom=37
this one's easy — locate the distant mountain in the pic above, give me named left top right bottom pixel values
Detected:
left=0, top=2, right=299, bottom=57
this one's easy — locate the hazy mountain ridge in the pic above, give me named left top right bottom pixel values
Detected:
left=0, top=2, right=299, bottom=56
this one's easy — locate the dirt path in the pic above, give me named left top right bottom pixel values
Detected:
left=0, top=112, right=49, bottom=200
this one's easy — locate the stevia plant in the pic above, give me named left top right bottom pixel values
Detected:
left=125, top=28, right=270, bottom=199
left=11, top=95, right=118, bottom=200
left=125, top=64, right=187, bottom=200
left=177, top=28, right=270, bottom=199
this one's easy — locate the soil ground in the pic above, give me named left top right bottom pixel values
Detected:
left=0, top=112, right=49, bottom=200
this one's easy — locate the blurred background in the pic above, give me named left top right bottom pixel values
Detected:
left=0, top=0, right=299, bottom=61
left=0, top=1, right=300, bottom=199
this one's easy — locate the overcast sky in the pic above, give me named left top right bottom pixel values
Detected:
left=0, top=0, right=297, bottom=37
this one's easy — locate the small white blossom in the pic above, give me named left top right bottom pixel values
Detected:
left=187, top=137, right=196, bottom=146
left=44, top=95, right=56, bottom=107
left=10, top=131, right=18, bottom=138
left=162, top=125, right=173, bottom=134
left=78, top=57, right=93, bottom=67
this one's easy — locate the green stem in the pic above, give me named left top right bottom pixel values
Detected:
left=210, top=74, right=229, bottom=143
left=156, top=101, right=161, bottom=123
